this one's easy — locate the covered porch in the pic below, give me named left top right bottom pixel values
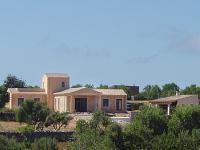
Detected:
left=149, top=99, right=177, bottom=115
left=54, top=87, right=102, bottom=113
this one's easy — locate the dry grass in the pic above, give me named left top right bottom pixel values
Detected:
left=0, top=121, right=27, bottom=132
left=0, top=119, right=76, bottom=132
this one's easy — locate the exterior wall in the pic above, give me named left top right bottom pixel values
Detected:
left=70, top=96, right=98, bottom=113
left=42, top=75, right=48, bottom=93
left=177, top=96, right=199, bottom=105
left=87, top=96, right=97, bottom=112
left=101, top=95, right=127, bottom=113
left=54, top=96, right=67, bottom=112
left=46, top=77, right=70, bottom=94
left=53, top=94, right=127, bottom=113
left=43, top=75, right=70, bottom=110
left=9, top=94, right=47, bottom=109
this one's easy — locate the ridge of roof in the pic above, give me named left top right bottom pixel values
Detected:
left=44, top=73, right=69, bottom=78
left=7, top=88, right=46, bottom=94
left=94, top=89, right=127, bottom=96
left=149, top=95, right=197, bottom=103
left=54, top=87, right=86, bottom=95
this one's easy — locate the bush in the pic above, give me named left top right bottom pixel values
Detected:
left=0, top=135, right=27, bottom=150
left=32, top=137, right=57, bottom=150
left=136, top=106, right=167, bottom=135
left=0, top=108, right=15, bottom=113
left=15, top=100, right=50, bottom=130
left=17, top=124, right=35, bottom=133
left=168, top=105, right=200, bottom=133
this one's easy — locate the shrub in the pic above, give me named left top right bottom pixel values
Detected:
left=0, top=135, right=27, bottom=150
left=45, top=112, right=72, bottom=131
left=17, top=124, right=35, bottom=133
left=15, top=100, right=50, bottom=130
left=32, top=137, right=57, bottom=150
left=168, top=105, right=200, bottom=133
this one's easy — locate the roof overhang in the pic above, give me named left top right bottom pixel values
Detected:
left=54, top=87, right=102, bottom=96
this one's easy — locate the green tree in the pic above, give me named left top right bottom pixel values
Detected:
left=139, top=85, right=161, bottom=100
left=45, top=112, right=72, bottom=131
left=0, top=86, right=8, bottom=107
left=181, top=84, right=200, bottom=99
left=136, top=106, right=167, bottom=135
left=105, top=123, right=124, bottom=150
left=16, top=100, right=49, bottom=130
left=69, top=111, right=116, bottom=150
left=4, top=74, right=26, bottom=88
left=124, top=106, right=167, bottom=149
left=71, top=84, right=83, bottom=88
left=84, top=84, right=94, bottom=88
left=97, top=84, right=109, bottom=89
left=152, top=131, right=198, bottom=150
left=161, top=83, right=179, bottom=97
left=0, top=75, right=26, bottom=108
left=168, top=105, right=200, bottom=134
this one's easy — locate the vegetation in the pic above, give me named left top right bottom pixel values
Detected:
left=17, top=124, right=35, bottom=133
left=0, top=135, right=57, bottom=150
left=138, top=83, right=181, bottom=100
left=181, top=84, right=200, bottom=99
left=32, top=137, right=57, bottom=150
left=15, top=100, right=50, bottom=130
left=0, top=75, right=26, bottom=107
left=69, top=106, right=200, bottom=150
left=45, top=112, right=72, bottom=131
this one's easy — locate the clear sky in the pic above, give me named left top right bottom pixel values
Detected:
left=0, top=1, right=200, bottom=89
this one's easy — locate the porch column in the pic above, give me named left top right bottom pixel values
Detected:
left=98, top=95, right=102, bottom=110
left=167, top=104, right=170, bottom=115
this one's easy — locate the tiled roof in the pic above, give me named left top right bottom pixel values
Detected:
left=54, top=87, right=86, bottom=95
left=7, top=88, right=46, bottom=95
left=94, top=89, right=127, bottom=96
left=54, top=88, right=127, bottom=96
left=149, top=95, right=197, bottom=104
left=44, top=73, right=69, bottom=78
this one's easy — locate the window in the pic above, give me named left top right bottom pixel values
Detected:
left=62, top=82, right=65, bottom=88
left=18, top=98, right=24, bottom=106
left=34, top=98, right=40, bottom=102
left=116, top=99, right=122, bottom=111
left=103, top=99, right=109, bottom=107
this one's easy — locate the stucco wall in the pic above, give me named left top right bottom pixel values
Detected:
left=54, top=96, right=68, bottom=112
left=101, top=95, right=127, bottom=113
left=9, top=94, right=47, bottom=109
left=177, top=96, right=199, bottom=105
left=43, top=76, right=70, bottom=110
left=54, top=94, right=127, bottom=113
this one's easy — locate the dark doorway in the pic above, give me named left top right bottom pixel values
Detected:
left=75, top=98, right=87, bottom=112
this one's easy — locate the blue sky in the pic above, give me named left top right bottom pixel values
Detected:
left=0, top=1, right=200, bottom=89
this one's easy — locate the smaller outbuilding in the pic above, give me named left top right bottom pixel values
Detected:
left=149, top=95, right=199, bottom=115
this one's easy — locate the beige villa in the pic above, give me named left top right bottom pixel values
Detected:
left=6, top=73, right=127, bottom=113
